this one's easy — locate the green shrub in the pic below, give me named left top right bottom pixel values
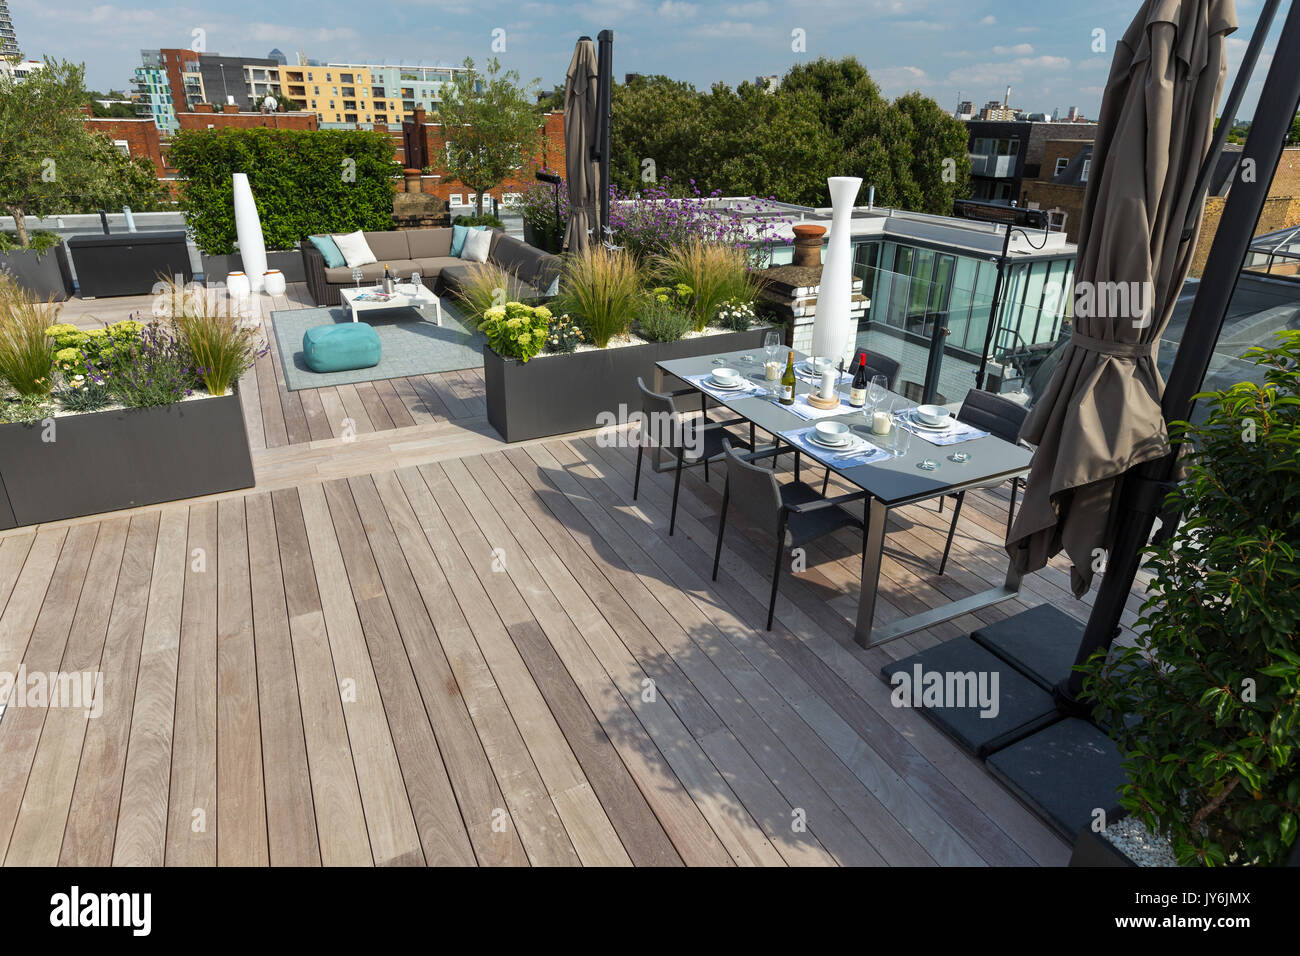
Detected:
left=93, top=322, right=197, bottom=408
left=554, top=248, right=641, bottom=348
left=637, top=288, right=693, bottom=342
left=54, top=380, right=113, bottom=413
left=169, top=127, right=402, bottom=254
left=544, top=313, right=584, bottom=353
left=654, top=240, right=757, bottom=332
left=47, top=319, right=143, bottom=379
left=0, top=394, right=51, bottom=424
left=454, top=262, right=519, bottom=327
left=453, top=212, right=505, bottom=229
left=481, top=302, right=552, bottom=363
left=0, top=275, right=56, bottom=397
left=1080, top=330, right=1300, bottom=867
left=0, top=231, right=63, bottom=255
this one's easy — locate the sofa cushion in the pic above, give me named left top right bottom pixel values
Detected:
left=490, top=236, right=538, bottom=280
left=364, top=231, right=411, bottom=262
left=438, top=264, right=472, bottom=295
left=302, top=322, right=381, bottom=373
left=459, top=228, right=492, bottom=263
left=324, top=259, right=420, bottom=284
left=333, top=230, right=377, bottom=269
left=309, top=234, right=346, bottom=268
left=406, top=228, right=453, bottom=258
left=450, top=223, right=486, bottom=256
left=413, top=256, right=466, bottom=277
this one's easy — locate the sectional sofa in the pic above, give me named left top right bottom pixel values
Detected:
left=300, top=227, right=561, bottom=307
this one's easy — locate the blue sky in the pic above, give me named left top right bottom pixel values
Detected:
left=8, top=0, right=1281, bottom=119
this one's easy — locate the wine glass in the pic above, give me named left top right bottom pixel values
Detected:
left=866, top=375, right=887, bottom=412
left=351, top=266, right=363, bottom=288
left=411, top=271, right=422, bottom=291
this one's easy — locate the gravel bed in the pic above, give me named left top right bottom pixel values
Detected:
left=1103, top=816, right=1180, bottom=866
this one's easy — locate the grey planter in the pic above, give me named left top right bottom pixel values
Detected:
left=0, top=243, right=74, bottom=301
left=484, top=327, right=771, bottom=443
left=1068, top=826, right=1137, bottom=867
left=0, top=393, right=255, bottom=530
left=201, top=248, right=307, bottom=284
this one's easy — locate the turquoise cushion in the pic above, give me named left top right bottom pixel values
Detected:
left=449, top=223, right=485, bottom=257
left=302, top=322, right=381, bottom=373
left=309, top=234, right=346, bottom=268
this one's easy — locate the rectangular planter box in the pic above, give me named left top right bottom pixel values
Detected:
left=201, top=249, right=307, bottom=284
left=67, top=230, right=193, bottom=297
left=1068, top=826, right=1137, bottom=867
left=0, top=393, right=255, bottom=530
left=0, top=244, right=74, bottom=301
left=485, top=327, right=771, bottom=443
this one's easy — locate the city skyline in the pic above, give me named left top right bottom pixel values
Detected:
left=5, top=0, right=1283, bottom=120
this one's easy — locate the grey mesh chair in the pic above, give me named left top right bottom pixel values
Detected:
left=938, top=388, right=1031, bottom=575
left=712, top=440, right=868, bottom=630
left=633, top=377, right=750, bottom=536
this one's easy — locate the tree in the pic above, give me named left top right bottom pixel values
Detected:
left=432, top=57, right=542, bottom=217
left=1288, top=112, right=1300, bottom=146
left=893, top=91, right=972, bottom=214
left=0, top=58, right=164, bottom=245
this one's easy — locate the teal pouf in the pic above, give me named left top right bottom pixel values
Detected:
left=302, top=322, right=382, bottom=373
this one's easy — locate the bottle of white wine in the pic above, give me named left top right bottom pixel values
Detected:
left=779, top=351, right=796, bottom=406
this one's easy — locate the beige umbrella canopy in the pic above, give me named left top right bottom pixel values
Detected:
left=1007, top=0, right=1237, bottom=596
left=563, top=37, right=599, bottom=255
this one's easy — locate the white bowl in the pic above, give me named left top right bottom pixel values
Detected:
left=814, top=421, right=850, bottom=444
left=712, top=367, right=741, bottom=382
left=915, top=404, right=952, bottom=426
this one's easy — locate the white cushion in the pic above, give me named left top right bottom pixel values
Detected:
left=459, top=228, right=491, bottom=263
left=333, top=230, right=377, bottom=269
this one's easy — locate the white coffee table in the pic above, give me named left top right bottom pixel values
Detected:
left=341, top=283, right=442, bottom=325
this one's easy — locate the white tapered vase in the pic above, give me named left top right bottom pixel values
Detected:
left=811, top=176, right=862, bottom=362
left=232, top=173, right=268, bottom=293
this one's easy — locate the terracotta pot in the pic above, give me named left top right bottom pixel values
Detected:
left=792, top=223, right=826, bottom=269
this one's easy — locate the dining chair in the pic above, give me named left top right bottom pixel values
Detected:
left=712, top=440, right=868, bottom=630
left=937, top=388, right=1031, bottom=575
left=633, top=377, right=750, bottom=536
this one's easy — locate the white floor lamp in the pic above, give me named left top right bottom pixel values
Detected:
left=232, top=173, right=268, bottom=293
left=811, top=176, right=863, bottom=363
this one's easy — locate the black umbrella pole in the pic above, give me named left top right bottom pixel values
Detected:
left=1059, top=1, right=1300, bottom=707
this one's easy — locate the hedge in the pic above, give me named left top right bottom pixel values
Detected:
left=169, top=127, right=402, bottom=254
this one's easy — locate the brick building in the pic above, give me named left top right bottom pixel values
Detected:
left=79, top=112, right=167, bottom=176
left=176, top=104, right=319, bottom=131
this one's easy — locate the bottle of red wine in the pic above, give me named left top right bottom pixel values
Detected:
left=848, top=354, right=868, bottom=408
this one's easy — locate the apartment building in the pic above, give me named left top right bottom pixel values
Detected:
left=280, top=62, right=471, bottom=126
left=0, top=0, right=19, bottom=58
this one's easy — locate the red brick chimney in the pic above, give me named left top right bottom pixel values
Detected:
left=222, top=104, right=240, bottom=114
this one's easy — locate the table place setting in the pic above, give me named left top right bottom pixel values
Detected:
left=684, top=367, right=768, bottom=400
left=892, top=404, right=990, bottom=446
left=781, top=421, right=893, bottom=466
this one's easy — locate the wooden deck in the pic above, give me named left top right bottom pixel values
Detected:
left=0, top=286, right=1154, bottom=865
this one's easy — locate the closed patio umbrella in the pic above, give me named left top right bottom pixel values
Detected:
left=1006, top=0, right=1237, bottom=596
left=563, top=37, right=599, bottom=255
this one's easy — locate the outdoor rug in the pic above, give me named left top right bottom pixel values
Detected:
left=270, top=301, right=486, bottom=391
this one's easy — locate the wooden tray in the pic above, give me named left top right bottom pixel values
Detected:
left=807, top=393, right=840, bottom=410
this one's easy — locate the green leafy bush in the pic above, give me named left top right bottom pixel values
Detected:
left=453, top=212, right=505, bottom=229
left=90, top=322, right=197, bottom=408
left=0, top=231, right=63, bottom=255
left=481, top=301, right=552, bottom=363
left=1081, top=331, right=1300, bottom=867
left=454, top=262, right=520, bottom=327
left=53, top=380, right=113, bottom=413
left=544, top=313, right=584, bottom=353
left=637, top=286, right=693, bottom=342
left=553, top=248, right=641, bottom=348
left=0, top=274, right=56, bottom=397
left=46, top=319, right=143, bottom=379
left=169, top=128, right=401, bottom=254
left=158, top=279, right=263, bottom=396
left=0, top=394, right=50, bottom=424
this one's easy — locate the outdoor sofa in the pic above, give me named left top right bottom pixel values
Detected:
left=300, top=227, right=561, bottom=307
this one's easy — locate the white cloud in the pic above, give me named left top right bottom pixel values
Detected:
left=693, top=20, right=763, bottom=38
left=897, top=19, right=952, bottom=32
left=873, top=65, right=930, bottom=90
left=1017, top=55, right=1070, bottom=71
left=724, top=0, right=770, bottom=15
left=993, top=43, right=1034, bottom=56
left=658, top=0, right=698, bottom=20
left=980, top=15, right=996, bottom=25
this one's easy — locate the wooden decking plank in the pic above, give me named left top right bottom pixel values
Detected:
left=0, top=532, right=35, bottom=617
left=271, top=488, right=372, bottom=866
left=165, top=501, right=218, bottom=866
left=60, top=514, right=159, bottom=865
left=4, top=519, right=127, bottom=866
left=368, top=470, right=625, bottom=866
left=246, top=492, right=321, bottom=865
left=215, top=498, right=269, bottom=865
left=371, top=379, right=417, bottom=429
left=334, top=384, right=376, bottom=436
left=296, top=481, right=423, bottom=866
left=390, top=377, right=440, bottom=426
left=298, top=388, right=336, bottom=442
left=113, top=507, right=189, bottom=866
left=353, top=382, right=395, bottom=431
left=420, top=373, right=471, bottom=420
left=254, top=351, right=290, bottom=449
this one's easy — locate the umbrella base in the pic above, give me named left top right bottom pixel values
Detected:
left=971, top=603, right=1086, bottom=690
left=986, top=719, right=1127, bottom=840
left=879, top=638, right=1060, bottom=758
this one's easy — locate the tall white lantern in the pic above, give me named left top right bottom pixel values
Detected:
left=811, top=176, right=862, bottom=362
left=232, top=173, right=268, bottom=293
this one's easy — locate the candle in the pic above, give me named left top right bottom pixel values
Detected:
left=872, top=411, right=891, bottom=435
left=820, top=370, right=836, bottom=399
left=765, top=361, right=781, bottom=381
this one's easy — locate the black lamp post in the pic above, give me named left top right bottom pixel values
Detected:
left=535, top=169, right=562, bottom=251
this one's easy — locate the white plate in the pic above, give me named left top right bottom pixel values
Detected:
left=807, top=432, right=853, bottom=449
left=707, top=376, right=747, bottom=390
left=907, top=412, right=952, bottom=431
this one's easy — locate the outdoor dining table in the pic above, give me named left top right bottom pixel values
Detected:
left=655, top=347, right=1033, bottom=648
